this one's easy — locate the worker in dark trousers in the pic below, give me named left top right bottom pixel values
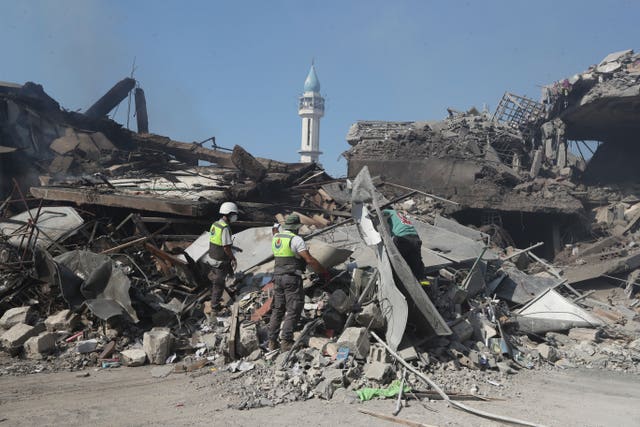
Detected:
left=382, top=209, right=425, bottom=279
left=268, top=214, right=330, bottom=351
left=203, top=202, right=239, bottom=315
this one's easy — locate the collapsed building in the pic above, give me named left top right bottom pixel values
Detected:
left=1, top=50, right=640, bottom=426
left=344, top=49, right=640, bottom=260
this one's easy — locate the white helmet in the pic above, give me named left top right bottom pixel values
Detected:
left=219, top=201, right=238, bottom=215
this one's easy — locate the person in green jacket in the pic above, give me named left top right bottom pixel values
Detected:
left=382, top=209, right=425, bottom=279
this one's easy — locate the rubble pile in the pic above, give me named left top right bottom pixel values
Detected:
left=2, top=50, right=640, bottom=426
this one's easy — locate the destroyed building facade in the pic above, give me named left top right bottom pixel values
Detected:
left=1, top=50, right=640, bottom=427
left=344, top=49, right=640, bottom=259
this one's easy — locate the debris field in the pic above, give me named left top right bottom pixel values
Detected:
left=2, top=49, right=640, bottom=427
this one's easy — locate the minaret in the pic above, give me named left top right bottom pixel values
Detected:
left=298, top=63, right=324, bottom=163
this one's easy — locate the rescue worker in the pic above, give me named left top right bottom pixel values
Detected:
left=268, top=214, right=330, bottom=351
left=205, top=201, right=239, bottom=315
left=382, top=209, right=425, bottom=279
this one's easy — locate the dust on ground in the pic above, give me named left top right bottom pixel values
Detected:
left=0, top=366, right=638, bottom=427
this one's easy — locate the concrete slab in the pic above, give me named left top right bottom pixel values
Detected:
left=0, top=206, right=84, bottom=249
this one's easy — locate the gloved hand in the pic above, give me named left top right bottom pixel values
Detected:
left=320, top=271, right=331, bottom=285
left=230, top=258, right=237, bottom=271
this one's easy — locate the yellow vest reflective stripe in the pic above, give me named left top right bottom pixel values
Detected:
left=272, top=231, right=295, bottom=257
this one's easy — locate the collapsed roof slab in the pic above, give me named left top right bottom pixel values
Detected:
left=561, top=94, right=640, bottom=141
left=348, top=159, right=583, bottom=215
left=30, top=186, right=214, bottom=217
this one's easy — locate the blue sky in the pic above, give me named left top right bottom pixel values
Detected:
left=1, top=1, right=637, bottom=176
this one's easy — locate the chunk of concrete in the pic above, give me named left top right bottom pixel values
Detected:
left=536, top=343, right=559, bottom=362
left=451, top=318, right=474, bottom=342
left=1, top=323, right=38, bottom=353
left=367, top=343, right=391, bottom=363
left=0, top=306, right=34, bottom=329
left=199, top=333, right=218, bottom=349
left=24, top=332, right=57, bottom=358
left=143, top=329, right=172, bottom=364
left=355, top=303, right=385, bottom=329
left=76, top=339, right=98, bottom=353
left=324, top=342, right=339, bottom=358
left=568, top=328, right=600, bottom=343
left=363, top=362, right=393, bottom=383
left=44, top=309, right=79, bottom=332
left=121, top=349, right=147, bottom=366
left=308, top=336, right=330, bottom=351
left=236, top=322, right=259, bottom=357
left=337, top=327, right=370, bottom=359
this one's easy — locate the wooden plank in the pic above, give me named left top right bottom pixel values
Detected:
left=228, top=302, right=240, bottom=360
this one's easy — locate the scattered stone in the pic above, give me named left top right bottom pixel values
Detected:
left=368, top=343, right=391, bottom=364
left=315, top=379, right=335, bottom=400
left=73, top=339, right=96, bottom=353
left=237, top=323, right=259, bottom=357
left=355, top=303, right=385, bottom=329
left=1, top=323, right=38, bottom=353
left=23, top=332, right=56, bottom=358
left=44, top=309, right=79, bottom=332
left=337, top=327, right=370, bottom=359
left=247, top=349, right=262, bottom=361
left=363, top=362, right=393, bottom=383
left=324, top=342, right=339, bottom=358
left=200, top=333, right=218, bottom=349
left=568, top=328, right=601, bottom=343
left=545, top=332, right=573, bottom=346
left=121, top=349, right=147, bottom=366
left=536, top=343, right=559, bottom=362
left=308, top=337, right=330, bottom=351
left=143, top=328, right=172, bottom=364
left=451, top=318, right=474, bottom=342
left=0, top=306, right=34, bottom=329
left=555, top=358, right=576, bottom=369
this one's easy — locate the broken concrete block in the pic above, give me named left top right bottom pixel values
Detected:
left=324, top=342, right=339, bottom=358
left=143, top=329, right=172, bottom=364
left=314, top=378, right=335, bottom=400
left=44, top=309, right=79, bottom=332
left=451, top=318, right=474, bottom=342
left=1, top=323, right=38, bottom=353
left=121, top=349, right=147, bottom=366
left=323, top=367, right=345, bottom=385
left=536, top=343, right=559, bottom=362
left=247, top=349, right=262, bottom=361
left=236, top=322, right=259, bottom=357
left=200, top=333, right=218, bottom=349
left=76, top=339, right=98, bottom=353
left=337, top=327, right=370, bottom=359
left=363, top=362, right=393, bottom=383
left=545, top=332, right=572, bottom=346
left=355, top=303, right=385, bottom=329
left=308, top=336, right=330, bottom=351
left=529, top=149, right=543, bottom=177
left=0, top=306, right=34, bottom=329
left=568, top=328, right=600, bottom=343
left=24, top=332, right=56, bottom=358
left=367, top=343, right=391, bottom=363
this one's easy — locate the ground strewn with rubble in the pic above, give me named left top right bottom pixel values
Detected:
left=2, top=50, right=640, bottom=427
left=0, top=365, right=638, bottom=427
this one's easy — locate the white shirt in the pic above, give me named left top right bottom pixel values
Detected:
left=290, top=235, right=307, bottom=256
left=218, top=224, right=233, bottom=246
